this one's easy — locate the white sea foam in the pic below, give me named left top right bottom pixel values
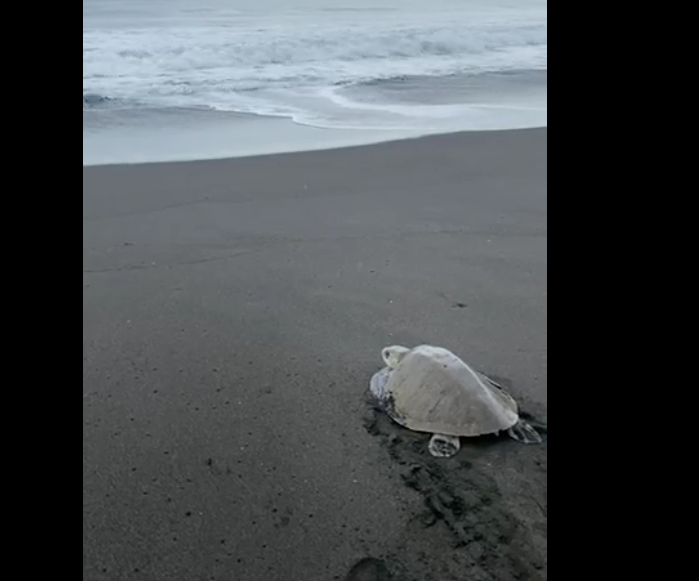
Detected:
left=84, top=0, right=547, bottom=123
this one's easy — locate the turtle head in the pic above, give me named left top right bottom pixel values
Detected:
left=382, top=346, right=411, bottom=369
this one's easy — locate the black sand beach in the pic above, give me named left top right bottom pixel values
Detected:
left=83, top=129, right=548, bottom=581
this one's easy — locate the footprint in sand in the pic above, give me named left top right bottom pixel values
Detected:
left=345, top=558, right=392, bottom=581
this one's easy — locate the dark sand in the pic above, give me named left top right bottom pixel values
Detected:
left=83, top=129, right=548, bottom=581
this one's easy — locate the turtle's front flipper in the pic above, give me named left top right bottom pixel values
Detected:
left=370, top=368, right=391, bottom=409
left=429, top=434, right=461, bottom=458
left=508, top=421, right=543, bottom=445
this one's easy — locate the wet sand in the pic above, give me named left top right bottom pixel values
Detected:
left=83, top=129, right=548, bottom=581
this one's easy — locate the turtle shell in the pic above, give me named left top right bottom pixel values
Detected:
left=378, top=345, right=520, bottom=438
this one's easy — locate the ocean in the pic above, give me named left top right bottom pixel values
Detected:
left=83, top=0, right=548, bottom=165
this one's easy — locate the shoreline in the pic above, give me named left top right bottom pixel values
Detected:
left=84, top=128, right=547, bottom=581
left=83, top=66, right=548, bottom=167
left=83, top=125, right=547, bottom=170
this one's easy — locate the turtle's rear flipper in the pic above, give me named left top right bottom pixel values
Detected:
left=477, top=372, right=505, bottom=391
left=429, top=434, right=461, bottom=458
left=508, top=421, right=543, bottom=445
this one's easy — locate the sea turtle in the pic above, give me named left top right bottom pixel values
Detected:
left=370, top=345, right=543, bottom=458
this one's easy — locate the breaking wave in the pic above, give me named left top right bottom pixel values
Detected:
left=83, top=19, right=547, bottom=111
